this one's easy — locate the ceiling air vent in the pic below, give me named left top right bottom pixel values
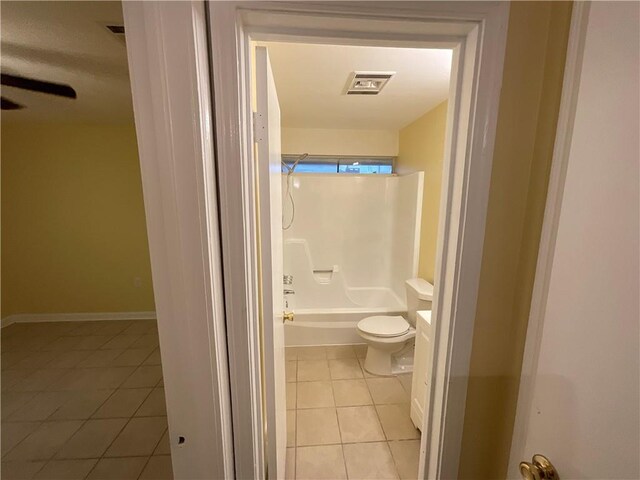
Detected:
left=105, top=24, right=126, bottom=45
left=345, top=71, right=395, bottom=95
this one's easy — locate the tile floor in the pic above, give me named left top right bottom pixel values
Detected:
left=1, top=320, right=172, bottom=480
left=285, top=345, right=421, bottom=480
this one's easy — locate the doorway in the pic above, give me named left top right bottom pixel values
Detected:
left=209, top=3, right=509, bottom=479
left=253, top=40, right=452, bottom=479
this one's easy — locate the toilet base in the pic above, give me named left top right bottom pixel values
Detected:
left=363, top=342, right=415, bottom=376
left=391, top=344, right=415, bottom=374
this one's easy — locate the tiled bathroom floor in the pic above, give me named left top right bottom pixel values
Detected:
left=285, top=345, right=421, bottom=480
left=1, top=320, right=172, bottom=480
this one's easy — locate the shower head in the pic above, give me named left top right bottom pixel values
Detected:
left=282, top=153, right=308, bottom=230
left=282, top=153, right=309, bottom=173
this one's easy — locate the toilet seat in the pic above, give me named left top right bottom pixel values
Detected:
left=357, top=315, right=410, bottom=338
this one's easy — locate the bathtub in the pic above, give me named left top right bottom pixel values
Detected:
left=283, top=239, right=409, bottom=346
left=284, top=285, right=407, bottom=346
left=284, top=307, right=406, bottom=346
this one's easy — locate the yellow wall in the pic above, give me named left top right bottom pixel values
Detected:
left=459, top=2, right=573, bottom=478
left=396, top=101, right=448, bottom=283
left=282, top=127, right=398, bottom=156
left=1, top=123, right=155, bottom=317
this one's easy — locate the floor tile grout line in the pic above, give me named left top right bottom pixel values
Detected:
left=331, top=388, right=349, bottom=480
left=338, top=436, right=349, bottom=479
left=1, top=417, right=70, bottom=462
left=3, top=346, right=160, bottom=374
left=2, top=322, right=135, bottom=354
left=84, top=377, right=160, bottom=463
left=2, top=428, right=59, bottom=478
left=296, top=438, right=402, bottom=447
left=387, top=438, right=421, bottom=480
left=135, top=425, right=169, bottom=480
left=366, top=365, right=395, bottom=460
left=3, top=374, right=132, bottom=465
left=6, top=343, right=399, bottom=477
left=77, top=386, right=160, bottom=478
left=150, top=427, right=170, bottom=457
left=293, top=380, right=345, bottom=478
left=2, top=331, right=163, bottom=472
left=83, top=454, right=151, bottom=480
left=32, top=455, right=100, bottom=480
left=287, top=344, right=414, bottom=479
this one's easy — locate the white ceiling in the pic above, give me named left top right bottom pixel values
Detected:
left=264, top=42, right=452, bottom=131
left=1, top=1, right=132, bottom=123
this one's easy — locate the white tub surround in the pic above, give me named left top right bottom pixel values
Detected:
left=282, top=173, right=423, bottom=346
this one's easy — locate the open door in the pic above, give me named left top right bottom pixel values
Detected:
left=509, top=3, right=639, bottom=479
left=255, top=46, right=287, bottom=479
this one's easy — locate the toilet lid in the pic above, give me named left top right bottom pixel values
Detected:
left=357, top=316, right=410, bottom=337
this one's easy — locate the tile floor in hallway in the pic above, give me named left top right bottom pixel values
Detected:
left=1, top=320, right=172, bottom=480
left=285, top=345, right=421, bottom=480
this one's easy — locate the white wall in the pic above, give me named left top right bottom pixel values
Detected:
left=281, top=127, right=398, bottom=156
left=390, top=173, right=424, bottom=298
left=283, top=173, right=422, bottom=309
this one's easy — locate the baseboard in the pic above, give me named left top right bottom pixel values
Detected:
left=1, top=311, right=157, bottom=329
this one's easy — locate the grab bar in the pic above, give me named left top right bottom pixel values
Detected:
left=313, top=265, right=340, bottom=274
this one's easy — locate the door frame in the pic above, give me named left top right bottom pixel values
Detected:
left=122, top=2, right=234, bottom=479
left=507, top=3, right=591, bottom=477
left=208, top=2, right=509, bottom=479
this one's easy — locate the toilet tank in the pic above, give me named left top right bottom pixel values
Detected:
left=405, top=278, right=434, bottom=326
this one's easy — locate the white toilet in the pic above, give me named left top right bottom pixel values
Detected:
left=356, top=278, right=433, bottom=376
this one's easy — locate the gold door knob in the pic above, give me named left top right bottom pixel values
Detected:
left=519, top=454, right=559, bottom=480
left=283, top=311, right=294, bottom=323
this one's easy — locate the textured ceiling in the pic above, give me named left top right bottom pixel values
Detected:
left=1, top=1, right=132, bottom=123
left=0, top=3, right=452, bottom=128
left=264, top=41, right=452, bottom=130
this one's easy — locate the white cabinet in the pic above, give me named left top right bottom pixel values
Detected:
left=411, top=310, right=434, bottom=430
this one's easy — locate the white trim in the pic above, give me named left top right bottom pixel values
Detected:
left=207, top=5, right=266, bottom=479
left=122, top=2, right=234, bottom=479
left=507, top=3, right=591, bottom=477
left=208, top=3, right=509, bottom=479
left=1, top=311, right=156, bottom=329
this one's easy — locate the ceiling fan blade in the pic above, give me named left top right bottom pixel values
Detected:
left=1, top=96, right=24, bottom=110
left=1, top=73, right=76, bottom=99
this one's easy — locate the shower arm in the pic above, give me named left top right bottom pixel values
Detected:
left=282, top=153, right=309, bottom=173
